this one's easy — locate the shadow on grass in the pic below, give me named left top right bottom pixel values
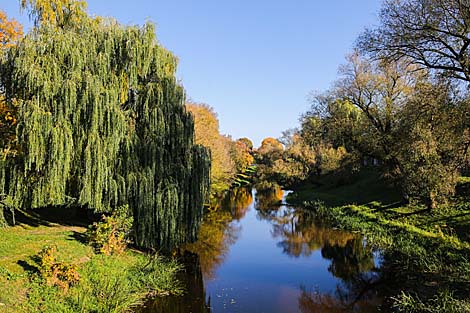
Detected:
left=7, top=205, right=92, bottom=228
left=68, top=230, right=88, bottom=245
left=17, top=259, right=39, bottom=275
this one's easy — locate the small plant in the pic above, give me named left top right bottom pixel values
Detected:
left=87, top=205, right=133, bottom=255
left=36, top=245, right=80, bottom=293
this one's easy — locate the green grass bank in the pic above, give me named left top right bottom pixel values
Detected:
left=287, top=171, right=470, bottom=312
left=0, top=208, right=182, bottom=312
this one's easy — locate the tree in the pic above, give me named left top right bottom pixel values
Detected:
left=186, top=102, right=235, bottom=195
left=230, top=139, right=254, bottom=175
left=358, top=0, right=470, bottom=83
left=0, top=10, right=23, bottom=225
left=397, top=80, right=467, bottom=209
left=335, top=54, right=422, bottom=174
left=0, top=10, right=23, bottom=159
left=257, top=137, right=284, bottom=158
left=0, top=4, right=210, bottom=250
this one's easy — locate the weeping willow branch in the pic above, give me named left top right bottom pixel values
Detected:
left=0, top=17, right=210, bottom=250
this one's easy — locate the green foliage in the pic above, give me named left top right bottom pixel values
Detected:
left=401, top=124, right=459, bottom=209
left=87, top=205, right=133, bottom=255
left=131, top=254, right=183, bottom=297
left=293, top=54, right=468, bottom=209
left=0, top=4, right=210, bottom=250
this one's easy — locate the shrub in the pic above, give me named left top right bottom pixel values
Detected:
left=36, top=245, right=80, bottom=293
left=87, top=205, right=133, bottom=255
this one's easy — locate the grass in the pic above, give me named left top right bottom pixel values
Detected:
left=288, top=171, right=470, bottom=312
left=0, top=207, right=183, bottom=312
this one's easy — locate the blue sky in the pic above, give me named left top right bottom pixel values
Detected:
left=2, top=0, right=381, bottom=147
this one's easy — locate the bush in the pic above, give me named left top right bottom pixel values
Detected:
left=36, top=245, right=80, bottom=293
left=87, top=205, right=133, bottom=255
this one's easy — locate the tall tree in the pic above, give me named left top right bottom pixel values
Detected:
left=335, top=54, right=422, bottom=173
left=397, top=80, right=468, bottom=208
left=358, top=0, right=470, bottom=83
left=0, top=4, right=210, bottom=250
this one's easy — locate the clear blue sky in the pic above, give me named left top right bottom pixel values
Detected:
left=3, top=0, right=381, bottom=147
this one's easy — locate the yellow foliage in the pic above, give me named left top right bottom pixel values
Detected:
left=231, top=140, right=254, bottom=173
left=186, top=102, right=236, bottom=194
left=37, top=245, right=81, bottom=293
left=258, top=137, right=284, bottom=155
left=0, top=10, right=23, bottom=48
left=20, top=0, right=87, bottom=26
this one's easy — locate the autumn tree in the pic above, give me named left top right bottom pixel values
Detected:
left=0, top=10, right=23, bottom=157
left=0, top=10, right=23, bottom=49
left=230, top=139, right=254, bottom=175
left=186, top=102, right=235, bottom=195
left=0, top=10, right=23, bottom=225
left=257, top=137, right=284, bottom=160
left=238, top=137, right=253, bottom=151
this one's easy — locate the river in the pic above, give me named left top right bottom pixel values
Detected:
left=141, top=188, right=386, bottom=312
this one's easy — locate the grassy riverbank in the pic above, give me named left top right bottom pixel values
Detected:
left=0, top=208, right=182, bottom=312
left=287, top=172, right=470, bottom=312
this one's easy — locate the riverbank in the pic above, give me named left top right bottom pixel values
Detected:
left=288, top=174, right=470, bottom=312
left=0, top=207, right=182, bottom=312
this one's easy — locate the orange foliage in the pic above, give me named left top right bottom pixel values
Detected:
left=257, top=137, right=284, bottom=155
left=0, top=10, right=23, bottom=48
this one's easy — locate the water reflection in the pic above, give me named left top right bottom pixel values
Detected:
left=221, top=187, right=253, bottom=220
left=255, top=188, right=382, bottom=312
left=146, top=188, right=385, bottom=312
left=183, top=187, right=253, bottom=279
left=254, top=187, right=284, bottom=210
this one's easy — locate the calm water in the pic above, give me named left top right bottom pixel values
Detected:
left=142, top=188, right=385, bottom=313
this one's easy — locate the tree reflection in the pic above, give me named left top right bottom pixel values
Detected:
left=298, top=284, right=382, bottom=313
left=182, top=188, right=253, bottom=280
left=221, top=187, right=253, bottom=220
left=255, top=187, right=284, bottom=210
left=254, top=197, right=384, bottom=312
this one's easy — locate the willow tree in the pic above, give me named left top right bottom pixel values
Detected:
left=0, top=3, right=210, bottom=250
